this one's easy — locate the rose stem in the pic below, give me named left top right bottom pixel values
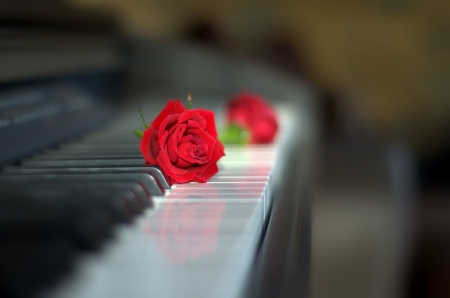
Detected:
left=139, top=106, right=149, bottom=129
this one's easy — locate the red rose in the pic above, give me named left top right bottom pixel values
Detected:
left=225, top=92, right=278, bottom=144
left=140, top=100, right=225, bottom=184
left=145, top=186, right=225, bottom=264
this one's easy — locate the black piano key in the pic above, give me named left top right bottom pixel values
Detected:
left=116, top=189, right=142, bottom=214
left=1, top=181, right=150, bottom=209
left=0, top=173, right=163, bottom=198
left=0, top=200, right=108, bottom=250
left=52, top=144, right=140, bottom=155
left=22, top=158, right=146, bottom=167
left=1, top=182, right=143, bottom=212
left=70, top=208, right=112, bottom=247
left=0, top=188, right=133, bottom=224
left=93, top=182, right=151, bottom=208
left=72, top=138, right=140, bottom=145
left=31, top=154, right=142, bottom=160
left=0, top=237, right=75, bottom=297
left=61, top=142, right=139, bottom=148
left=1, top=183, right=151, bottom=214
left=43, top=186, right=144, bottom=215
left=80, top=133, right=141, bottom=141
left=1, top=208, right=79, bottom=238
left=3, top=166, right=171, bottom=190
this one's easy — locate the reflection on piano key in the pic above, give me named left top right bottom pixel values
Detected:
left=41, top=182, right=267, bottom=298
left=0, top=90, right=290, bottom=298
left=39, top=136, right=277, bottom=298
left=146, top=184, right=226, bottom=264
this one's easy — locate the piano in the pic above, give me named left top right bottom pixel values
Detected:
left=0, top=4, right=315, bottom=298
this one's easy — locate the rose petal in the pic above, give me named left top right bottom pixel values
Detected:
left=170, top=168, right=196, bottom=184
left=175, top=156, right=193, bottom=168
left=178, top=110, right=206, bottom=129
left=185, top=128, right=216, bottom=149
left=176, top=124, right=187, bottom=143
left=178, top=142, right=196, bottom=163
left=159, top=114, right=180, bottom=142
left=152, top=100, right=186, bottom=130
left=214, top=139, right=225, bottom=157
left=225, top=92, right=278, bottom=144
left=252, top=120, right=277, bottom=143
left=159, top=131, right=169, bottom=150
left=167, top=136, right=179, bottom=163
left=140, top=127, right=159, bottom=165
left=184, top=128, right=216, bottom=164
left=187, top=120, right=200, bottom=128
left=187, top=141, right=224, bottom=173
left=167, top=124, right=187, bottom=163
left=177, top=136, right=208, bottom=164
left=194, top=163, right=219, bottom=183
left=210, top=142, right=226, bottom=164
left=158, top=149, right=188, bottom=175
left=197, top=109, right=218, bottom=137
left=204, top=142, right=225, bottom=168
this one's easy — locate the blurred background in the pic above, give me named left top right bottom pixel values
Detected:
left=65, top=0, right=449, bottom=297
left=5, top=0, right=450, bottom=297
left=68, top=0, right=450, bottom=154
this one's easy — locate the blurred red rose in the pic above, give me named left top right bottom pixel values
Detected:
left=146, top=186, right=225, bottom=264
left=225, top=92, right=278, bottom=144
left=140, top=100, right=225, bottom=184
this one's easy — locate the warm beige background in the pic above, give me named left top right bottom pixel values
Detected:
left=70, top=0, right=450, bottom=154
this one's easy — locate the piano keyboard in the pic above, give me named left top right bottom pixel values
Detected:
left=0, top=97, right=290, bottom=298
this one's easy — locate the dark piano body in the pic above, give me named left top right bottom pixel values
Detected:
left=0, top=4, right=315, bottom=298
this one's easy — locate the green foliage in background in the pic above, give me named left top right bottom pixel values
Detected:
left=219, top=123, right=250, bottom=145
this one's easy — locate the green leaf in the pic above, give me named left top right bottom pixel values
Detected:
left=135, top=129, right=143, bottom=138
left=218, top=123, right=250, bottom=145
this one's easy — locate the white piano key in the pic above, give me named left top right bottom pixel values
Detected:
left=39, top=95, right=297, bottom=298
left=176, top=182, right=266, bottom=187
left=42, top=186, right=265, bottom=298
left=207, top=177, right=268, bottom=183
left=170, top=189, right=265, bottom=196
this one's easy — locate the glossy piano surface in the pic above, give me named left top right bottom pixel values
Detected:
left=0, top=36, right=315, bottom=297
left=39, top=98, right=286, bottom=298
